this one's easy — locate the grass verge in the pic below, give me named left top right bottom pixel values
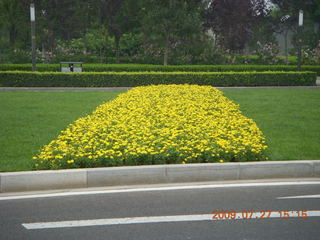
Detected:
left=223, top=89, right=320, bottom=161
left=0, top=91, right=124, bottom=172
left=0, top=88, right=319, bottom=172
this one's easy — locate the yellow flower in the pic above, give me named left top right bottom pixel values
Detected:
left=33, top=85, right=267, bottom=169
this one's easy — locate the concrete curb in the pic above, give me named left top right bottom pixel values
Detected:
left=1, top=160, right=319, bottom=193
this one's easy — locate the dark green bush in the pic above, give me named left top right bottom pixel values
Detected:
left=0, top=64, right=58, bottom=72
left=0, top=64, right=319, bottom=75
left=0, top=71, right=316, bottom=87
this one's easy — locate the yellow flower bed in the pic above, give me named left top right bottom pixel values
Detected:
left=33, top=85, right=267, bottom=169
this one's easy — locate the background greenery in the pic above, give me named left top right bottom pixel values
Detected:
left=0, top=89, right=319, bottom=172
left=0, top=0, right=319, bottom=65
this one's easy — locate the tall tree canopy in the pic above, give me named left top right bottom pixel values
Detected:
left=97, top=0, right=141, bottom=63
left=0, top=0, right=28, bottom=47
left=0, top=0, right=319, bottom=64
left=141, top=0, right=204, bottom=65
left=204, top=0, right=270, bottom=52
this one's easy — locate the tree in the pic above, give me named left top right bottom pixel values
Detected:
left=97, top=0, right=141, bottom=63
left=270, top=8, right=296, bottom=64
left=140, top=0, right=204, bottom=65
left=204, top=0, right=270, bottom=52
left=0, top=0, right=28, bottom=47
left=36, top=0, right=92, bottom=51
left=270, top=0, right=320, bottom=49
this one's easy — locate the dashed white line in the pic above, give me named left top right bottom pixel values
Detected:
left=277, top=194, right=320, bottom=199
left=22, top=210, right=320, bottom=230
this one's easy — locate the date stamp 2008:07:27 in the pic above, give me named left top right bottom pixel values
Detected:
left=211, top=210, right=308, bottom=220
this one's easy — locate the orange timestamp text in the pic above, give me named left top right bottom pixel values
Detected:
left=211, top=210, right=308, bottom=220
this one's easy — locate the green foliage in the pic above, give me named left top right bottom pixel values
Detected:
left=255, top=42, right=281, bottom=65
left=166, top=37, right=229, bottom=65
left=248, top=21, right=278, bottom=52
left=271, top=0, right=320, bottom=51
left=0, top=64, right=57, bottom=71
left=98, top=0, right=142, bottom=62
left=302, top=45, right=320, bottom=65
left=204, top=0, right=271, bottom=52
left=0, top=0, right=29, bottom=47
left=1, top=64, right=319, bottom=75
left=0, top=71, right=316, bottom=87
left=0, top=49, right=31, bottom=63
left=0, top=0, right=320, bottom=65
left=140, top=0, right=204, bottom=65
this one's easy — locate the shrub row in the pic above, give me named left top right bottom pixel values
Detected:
left=0, top=64, right=319, bottom=75
left=0, top=71, right=316, bottom=87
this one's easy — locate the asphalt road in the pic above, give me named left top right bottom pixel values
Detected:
left=1, top=179, right=320, bottom=240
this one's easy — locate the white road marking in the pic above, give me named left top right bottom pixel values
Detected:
left=1, top=181, right=320, bottom=201
left=22, top=210, right=320, bottom=230
left=277, top=194, right=320, bottom=199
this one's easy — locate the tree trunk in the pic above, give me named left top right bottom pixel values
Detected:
left=83, top=33, right=88, bottom=55
left=163, top=35, right=169, bottom=65
left=284, top=30, right=288, bottom=65
left=48, top=30, right=55, bottom=53
left=42, top=43, right=46, bottom=62
left=9, top=24, right=17, bottom=46
left=115, top=35, right=120, bottom=64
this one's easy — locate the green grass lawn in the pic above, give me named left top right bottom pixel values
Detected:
left=223, top=89, right=320, bottom=161
left=0, top=88, right=319, bottom=172
left=0, top=91, right=124, bottom=172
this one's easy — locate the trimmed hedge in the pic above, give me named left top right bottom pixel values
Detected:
left=0, top=71, right=316, bottom=87
left=0, top=64, right=319, bottom=75
left=0, top=64, right=56, bottom=72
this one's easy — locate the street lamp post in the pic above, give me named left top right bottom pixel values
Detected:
left=30, top=3, right=36, bottom=71
left=297, top=10, right=303, bottom=71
